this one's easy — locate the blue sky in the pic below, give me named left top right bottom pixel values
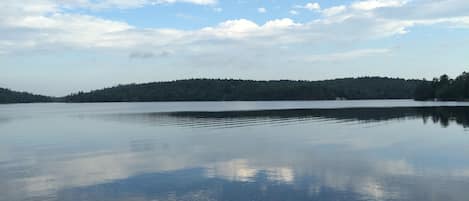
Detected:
left=0, top=0, right=468, bottom=96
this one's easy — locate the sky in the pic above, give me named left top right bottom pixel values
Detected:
left=0, top=0, right=468, bottom=96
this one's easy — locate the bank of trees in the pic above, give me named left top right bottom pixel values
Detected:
left=6, top=76, right=449, bottom=104
left=414, top=72, right=469, bottom=101
left=0, top=88, right=52, bottom=103
left=64, top=77, right=422, bottom=102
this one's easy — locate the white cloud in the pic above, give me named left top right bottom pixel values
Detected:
left=201, top=19, right=260, bottom=38
left=305, top=2, right=321, bottom=11
left=263, top=18, right=299, bottom=29
left=322, top=5, right=347, bottom=17
left=295, top=2, right=320, bottom=11
left=351, top=0, right=407, bottom=11
left=198, top=18, right=299, bottom=40
left=1, top=0, right=469, bottom=69
left=258, top=7, right=267, bottom=13
left=303, top=49, right=391, bottom=62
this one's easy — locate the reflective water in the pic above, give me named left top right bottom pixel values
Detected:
left=2, top=100, right=469, bottom=201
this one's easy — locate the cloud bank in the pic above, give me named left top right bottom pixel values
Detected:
left=1, top=0, right=468, bottom=58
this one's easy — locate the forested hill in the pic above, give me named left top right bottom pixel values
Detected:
left=414, top=72, right=469, bottom=101
left=0, top=88, right=52, bottom=103
left=64, top=77, right=423, bottom=102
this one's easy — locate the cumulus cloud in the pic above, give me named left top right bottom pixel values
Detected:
left=198, top=18, right=299, bottom=40
left=351, top=0, right=407, bottom=11
left=294, top=2, right=320, bottom=11
left=322, top=5, right=347, bottom=17
left=0, top=0, right=469, bottom=64
left=304, top=2, right=321, bottom=11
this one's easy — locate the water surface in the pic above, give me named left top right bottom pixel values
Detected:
left=1, top=100, right=469, bottom=201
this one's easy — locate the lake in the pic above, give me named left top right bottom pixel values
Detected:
left=2, top=100, right=469, bottom=201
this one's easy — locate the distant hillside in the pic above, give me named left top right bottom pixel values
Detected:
left=64, top=77, right=423, bottom=102
left=0, top=88, right=52, bottom=103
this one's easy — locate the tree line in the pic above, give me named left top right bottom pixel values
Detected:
left=64, top=77, right=422, bottom=102
left=7, top=74, right=469, bottom=104
left=414, top=72, right=469, bottom=101
left=0, top=88, right=52, bottom=103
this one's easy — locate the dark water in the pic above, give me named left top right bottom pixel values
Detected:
left=2, top=100, right=469, bottom=201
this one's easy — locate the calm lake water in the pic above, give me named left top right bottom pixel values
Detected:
left=2, top=100, right=469, bottom=201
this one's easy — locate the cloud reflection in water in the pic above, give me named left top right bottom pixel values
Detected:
left=2, top=106, right=469, bottom=201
